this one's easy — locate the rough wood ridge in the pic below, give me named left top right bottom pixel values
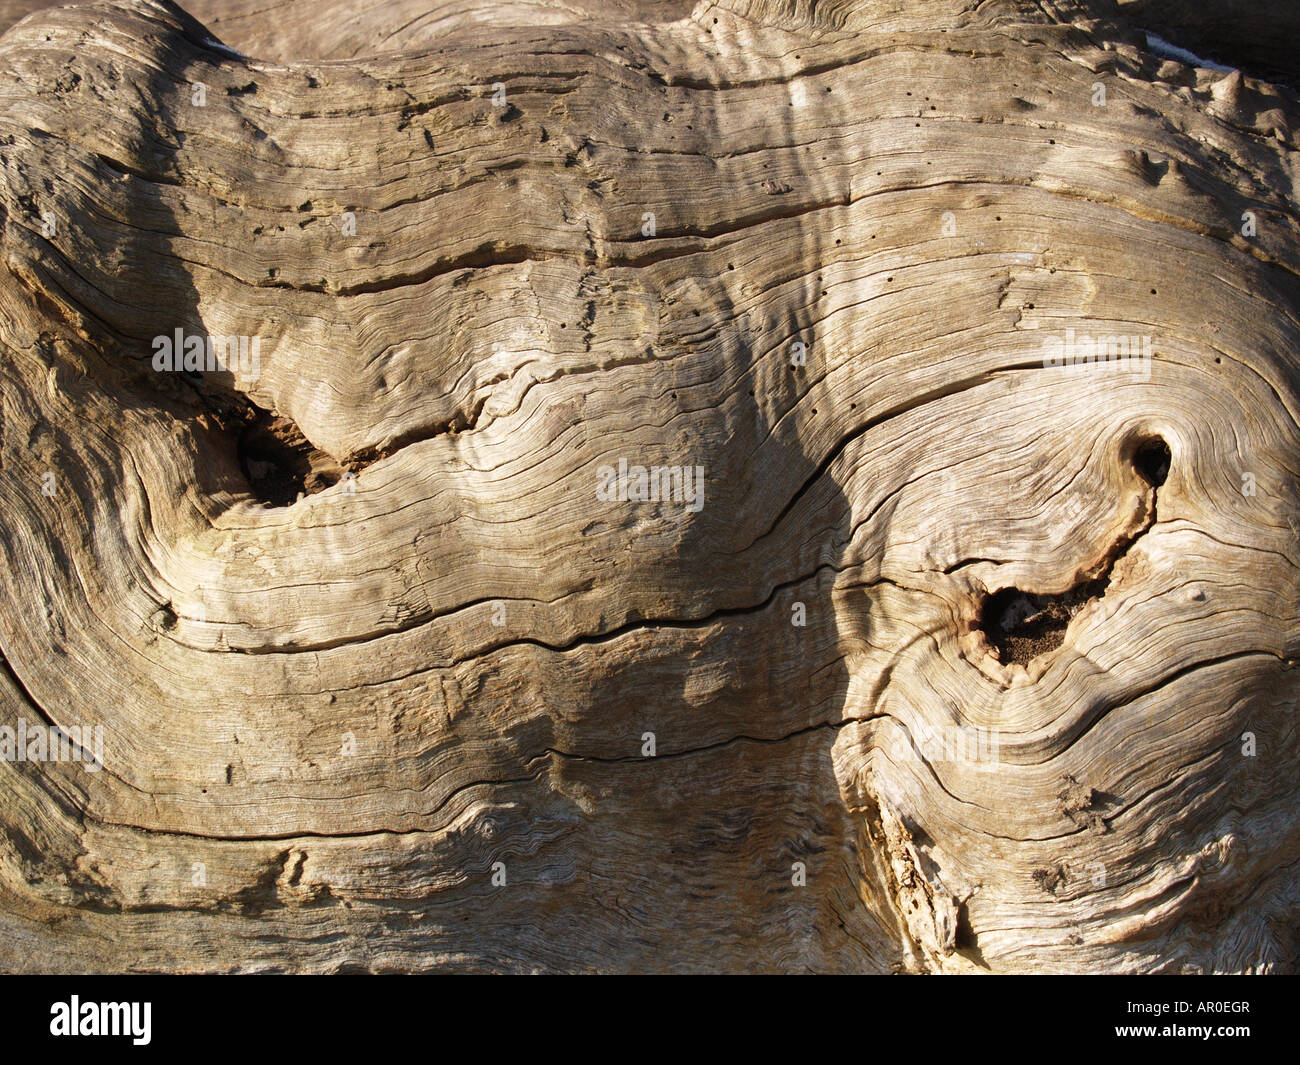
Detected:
left=0, top=0, right=1297, bottom=973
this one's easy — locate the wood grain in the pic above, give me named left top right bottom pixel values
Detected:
left=0, top=0, right=1296, bottom=972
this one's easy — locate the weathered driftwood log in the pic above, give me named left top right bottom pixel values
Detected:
left=0, top=0, right=1297, bottom=973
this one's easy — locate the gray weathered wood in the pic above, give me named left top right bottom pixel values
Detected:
left=0, top=0, right=1296, bottom=973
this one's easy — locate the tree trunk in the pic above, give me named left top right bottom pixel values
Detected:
left=0, top=0, right=1297, bottom=973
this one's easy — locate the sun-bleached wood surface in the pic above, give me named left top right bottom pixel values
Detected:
left=0, top=0, right=1297, bottom=973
